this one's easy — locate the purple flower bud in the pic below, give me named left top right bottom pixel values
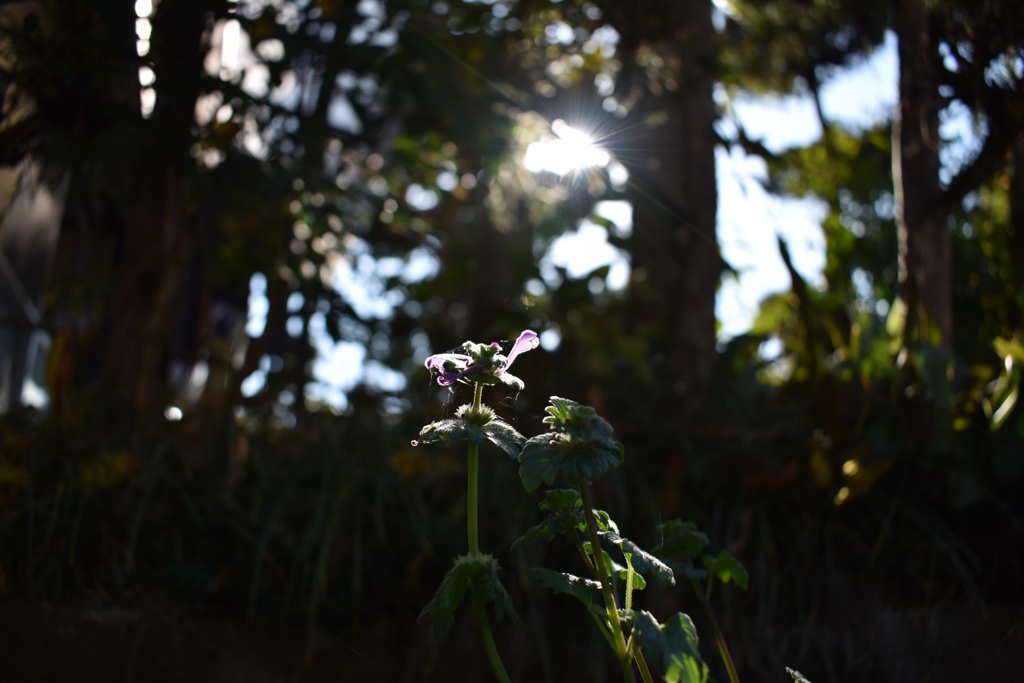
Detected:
left=503, top=330, right=540, bottom=370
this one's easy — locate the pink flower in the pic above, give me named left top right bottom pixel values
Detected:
left=425, top=330, right=540, bottom=388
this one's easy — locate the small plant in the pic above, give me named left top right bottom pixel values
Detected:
left=415, top=330, right=540, bottom=683
left=414, top=330, right=747, bottom=682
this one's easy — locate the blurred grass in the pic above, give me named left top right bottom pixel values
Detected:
left=0, top=335, right=1022, bottom=683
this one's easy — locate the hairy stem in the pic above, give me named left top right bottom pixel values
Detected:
left=467, top=382, right=484, bottom=555
left=473, top=590, right=512, bottom=683
left=468, top=440, right=480, bottom=555
left=580, top=480, right=636, bottom=683
left=467, top=381, right=511, bottom=683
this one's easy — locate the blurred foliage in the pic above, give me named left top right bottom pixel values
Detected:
left=0, top=0, right=1023, bottom=682
left=719, top=0, right=889, bottom=94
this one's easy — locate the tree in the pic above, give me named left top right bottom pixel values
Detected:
left=602, top=1, right=723, bottom=408
left=386, top=0, right=728, bottom=430
left=0, top=1, right=437, bottom=438
left=894, top=0, right=1024, bottom=349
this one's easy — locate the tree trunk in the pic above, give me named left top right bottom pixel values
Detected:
left=99, top=0, right=209, bottom=426
left=620, top=1, right=721, bottom=409
left=892, top=0, right=950, bottom=347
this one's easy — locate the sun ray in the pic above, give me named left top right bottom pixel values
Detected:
left=523, top=119, right=611, bottom=175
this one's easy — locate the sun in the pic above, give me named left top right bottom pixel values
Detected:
left=523, top=119, right=610, bottom=175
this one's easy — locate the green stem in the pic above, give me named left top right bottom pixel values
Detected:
left=692, top=579, right=741, bottom=683
left=473, top=590, right=512, bottom=683
left=468, top=440, right=480, bottom=555
left=580, top=480, right=635, bottom=683
left=467, top=381, right=484, bottom=555
left=572, top=528, right=598, bottom=576
left=634, top=650, right=655, bottom=683
left=623, top=558, right=654, bottom=683
left=466, top=381, right=511, bottom=683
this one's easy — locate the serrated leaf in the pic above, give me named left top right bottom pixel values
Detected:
left=416, top=418, right=469, bottom=446
left=416, top=411, right=524, bottom=458
left=786, top=667, right=813, bottom=683
left=592, top=508, right=618, bottom=534
left=539, top=488, right=583, bottom=514
left=531, top=567, right=603, bottom=616
left=475, top=559, right=518, bottom=622
left=511, top=510, right=583, bottom=550
left=512, top=490, right=588, bottom=551
left=657, top=520, right=710, bottom=559
left=702, top=550, right=749, bottom=590
left=604, top=532, right=676, bottom=585
left=542, top=397, right=587, bottom=431
left=519, top=397, right=624, bottom=491
left=519, top=434, right=623, bottom=490
left=653, top=520, right=711, bottom=579
left=419, top=554, right=518, bottom=640
left=626, top=610, right=708, bottom=683
left=482, top=418, right=525, bottom=458
left=542, top=397, right=622, bottom=445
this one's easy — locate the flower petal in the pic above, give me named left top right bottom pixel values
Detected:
left=425, top=353, right=471, bottom=371
left=437, top=365, right=483, bottom=386
left=503, top=330, right=539, bottom=369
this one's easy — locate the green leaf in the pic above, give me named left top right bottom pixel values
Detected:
left=991, top=386, right=1018, bottom=432
left=497, top=371, right=525, bottom=391
left=542, top=397, right=619, bottom=445
left=657, top=520, right=710, bottom=559
left=481, top=417, right=526, bottom=458
left=597, top=546, right=617, bottom=578
left=994, top=336, right=1024, bottom=366
left=619, top=554, right=647, bottom=592
left=653, top=520, right=711, bottom=580
left=539, top=488, right=583, bottom=514
left=592, top=508, right=618, bottom=533
left=786, top=667, right=813, bottom=683
left=416, top=418, right=471, bottom=446
left=419, top=554, right=518, bottom=640
left=625, top=609, right=708, bottom=683
left=518, top=434, right=620, bottom=490
left=512, top=489, right=586, bottom=551
left=702, top=550, right=749, bottom=590
left=531, top=567, right=603, bottom=615
left=604, top=532, right=676, bottom=585
left=415, top=405, right=525, bottom=457
left=518, top=397, right=624, bottom=491
left=512, top=509, right=584, bottom=550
